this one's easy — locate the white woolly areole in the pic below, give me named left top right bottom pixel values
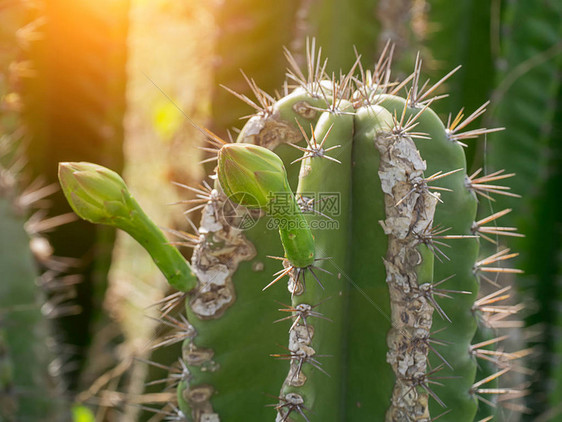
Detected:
left=375, top=129, right=438, bottom=422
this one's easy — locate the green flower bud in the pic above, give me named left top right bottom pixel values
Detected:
left=58, top=161, right=196, bottom=292
left=218, top=143, right=291, bottom=209
left=58, top=162, right=132, bottom=224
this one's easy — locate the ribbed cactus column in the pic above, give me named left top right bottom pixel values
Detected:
left=275, top=105, right=354, bottom=421
left=345, top=104, right=395, bottom=419
left=57, top=43, right=526, bottom=421
left=375, top=80, right=518, bottom=419
left=376, top=93, right=481, bottom=419
left=174, top=88, right=329, bottom=420
left=375, top=111, right=438, bottom=421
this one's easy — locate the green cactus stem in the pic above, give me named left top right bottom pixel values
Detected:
left=371, top=55, right=521, bottom=419
left=374, top=90, right=482, bottom=419
left=176, top=146, right=305, bottom=420
left=59, top=43, right=526, bottom=421
left=345, top=104, right=395, bottom=419
left=0, top=194, right=62, bottom=421
left=173, top=56, right=334, bottom=419
left=273, top=103, right=355, bottom=421
left=361, top=102, right=438, bottom=420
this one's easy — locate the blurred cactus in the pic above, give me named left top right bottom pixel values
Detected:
left=486, top=1, right=562, bottom=419
left=0, top=157, right=67, bottom=421
left=209, top=0, right=382, bottom=142
left=209, top=0, right=300, bottom=137
left=0, top=3, right=72, bottom=419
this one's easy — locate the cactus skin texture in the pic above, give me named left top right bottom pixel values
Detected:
left=0, top=189, right=61, bottom=421
left=60, top=44, right=524, bottom=421
left=0, top=2, right=70, bottom=418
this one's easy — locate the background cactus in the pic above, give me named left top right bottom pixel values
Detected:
left=0, top=3, right=74, bottom=418
left=60, top=43, right=528, bottom=420
left=0, top=143, right=66, bottom=421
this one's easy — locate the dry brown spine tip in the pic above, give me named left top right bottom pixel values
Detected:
left=466, top=169, right=521, bottom=200
left=275, top=301, right=331, bottom=332
left=221, top=71, right=276, bottom=115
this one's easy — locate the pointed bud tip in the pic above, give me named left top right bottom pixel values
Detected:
left=57, top=161, right=132, bottom=224
left=217, top=143, right=290, bottom=210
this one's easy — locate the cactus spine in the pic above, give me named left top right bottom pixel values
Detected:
left=1, top=2, right=74, bottom=418
left=59, top=43, right=524, bottom=421
left=487, top=0, right=562, bottom=417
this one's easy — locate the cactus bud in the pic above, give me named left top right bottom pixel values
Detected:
left=58, top=161, right=196, bottom=292
left=58, top=162, right=132, bottom=224
left=217, top=143, right=291, bottom=209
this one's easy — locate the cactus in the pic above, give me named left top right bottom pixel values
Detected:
left=0, top=162, right=64, bottom=421
left=0, top=145, right=78, bottom=421
left=0, top=2, right=75, bottom=419
left=59, top=43, right=525, bottom=421
left=208, top=0, right=382, bottom=141
left=486, top=0, right=562, bottom=418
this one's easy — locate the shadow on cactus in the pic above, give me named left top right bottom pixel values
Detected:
left=58, top=42, right=527, bottom=421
